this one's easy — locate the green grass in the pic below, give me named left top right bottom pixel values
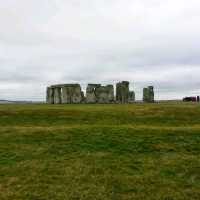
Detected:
left=0, top=103, right=200, bottom=200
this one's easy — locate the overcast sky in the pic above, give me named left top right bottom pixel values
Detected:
left=1, top=0, right=200, bottom=101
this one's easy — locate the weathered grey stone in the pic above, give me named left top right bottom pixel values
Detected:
left=148, top=86, right=154, bottom=102
left=95, top=85, right=114, bottom=103
left=46, top=87, right=51, bottom=103
left=71, top=84, right=82, bottom=103
left=81, top=91, right=85, bottom=103
left=46, top=81, right=137, bottom=104
left=143, top=86, right=154, bottom=102
left=54, top=87, right=62, bottom=104
left=116, top=81, right=129, bottom=103
left=61, top=84, right=82, bottom=103
left=143, top=88, right=149, bottom=102
left=107, top=85, right=114, bottom=102
left=86, top=84, right=101, bottom=103
left=46, top=87, right=54, bottom=104
left=128, top=91, right=135, bottom=103
left=61, top=86, right=71, bottom=103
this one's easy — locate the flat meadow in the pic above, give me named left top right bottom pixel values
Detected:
left=0, top=103, right=200, bottom=200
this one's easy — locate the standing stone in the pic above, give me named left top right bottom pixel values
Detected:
left=47, top=81, right=138, bottom=104
left=86, top=84, right=101, bottom=103
left=148, top=86, right=154, bottom=102
left=71, top=84, right=82, bottom=103
left=95, top=85, right=114, bottom=103
left=143, top=88, right=149, bottom=102
left=46, top=87, right=54, bottom=104
left=61, top=86, right=71, bottom=103
left=143, top=86, right=154, bottom=102
left=81, top=91, right=85, bottom=103
left=46, top=87, right=51, bottom=104
left=61, top=84, right=82, bottom=103
left=54, top=87, right=62, bottom=104
left=128, top=91, right=135, bottom=103
left=116, top=81, right=129, bottom=103
left=107, top=85, right=114, bottom=102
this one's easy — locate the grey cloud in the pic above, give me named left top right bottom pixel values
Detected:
left=0, top=0, right=200, bottom=100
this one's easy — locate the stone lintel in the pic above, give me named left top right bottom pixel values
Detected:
left=50, top=84, right=81, bottom=88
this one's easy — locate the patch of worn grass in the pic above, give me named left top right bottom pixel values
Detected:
left=0, top=103, right=200, bottom=199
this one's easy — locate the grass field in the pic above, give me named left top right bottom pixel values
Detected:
left=0, top=103, right=200, bottom=200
